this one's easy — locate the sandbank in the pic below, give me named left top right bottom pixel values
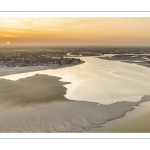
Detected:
left=88, top=97, right=150, bottom=133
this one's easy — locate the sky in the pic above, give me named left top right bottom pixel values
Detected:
left=0, top=17, right=150, bottom=46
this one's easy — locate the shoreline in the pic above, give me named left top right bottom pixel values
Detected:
left=0, top=61, right=84, bottom=77
left=1, top=57, right=150, bottom=104
left=86, top=100, right=150, bottom=133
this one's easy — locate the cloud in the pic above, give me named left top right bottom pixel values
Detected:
left=1, top=34, right=15, bottom=37
left=23, top=20, right=34, bottom=25
left=62, top=19, right=92, bottom=28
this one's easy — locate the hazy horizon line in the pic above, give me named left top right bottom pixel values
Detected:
left=0, top=44, right=150, bottom=48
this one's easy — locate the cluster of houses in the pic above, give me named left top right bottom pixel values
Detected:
left=0, top=55, right=81, bottom=68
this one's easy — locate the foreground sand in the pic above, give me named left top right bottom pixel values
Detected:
left=0, top=74, right=149, bottom=132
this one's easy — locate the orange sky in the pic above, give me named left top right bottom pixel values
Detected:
left=0, top=17, right=150, bottom=46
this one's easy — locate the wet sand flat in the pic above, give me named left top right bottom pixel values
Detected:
left=0, top=57, right=150, bottom=132
left=0, top=74, right=149, bottom=132
left=99, top=53, right=150, bottom=68
left=88, top=100, right=150, bottom=133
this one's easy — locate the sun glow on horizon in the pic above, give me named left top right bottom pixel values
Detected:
left=0, top=17, right=150, bottom=46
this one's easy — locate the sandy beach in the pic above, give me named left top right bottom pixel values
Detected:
left=0, top=61, right=83, bottom=76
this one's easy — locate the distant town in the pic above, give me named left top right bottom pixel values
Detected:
left=0, top=52, right=81, bottom=68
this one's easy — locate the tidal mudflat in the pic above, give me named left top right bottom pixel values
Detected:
left=0, top=56, right=150, bottom=132
left=2, top=57, right=150, bottom=104
left=0, top=74, right=149, bottom=132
